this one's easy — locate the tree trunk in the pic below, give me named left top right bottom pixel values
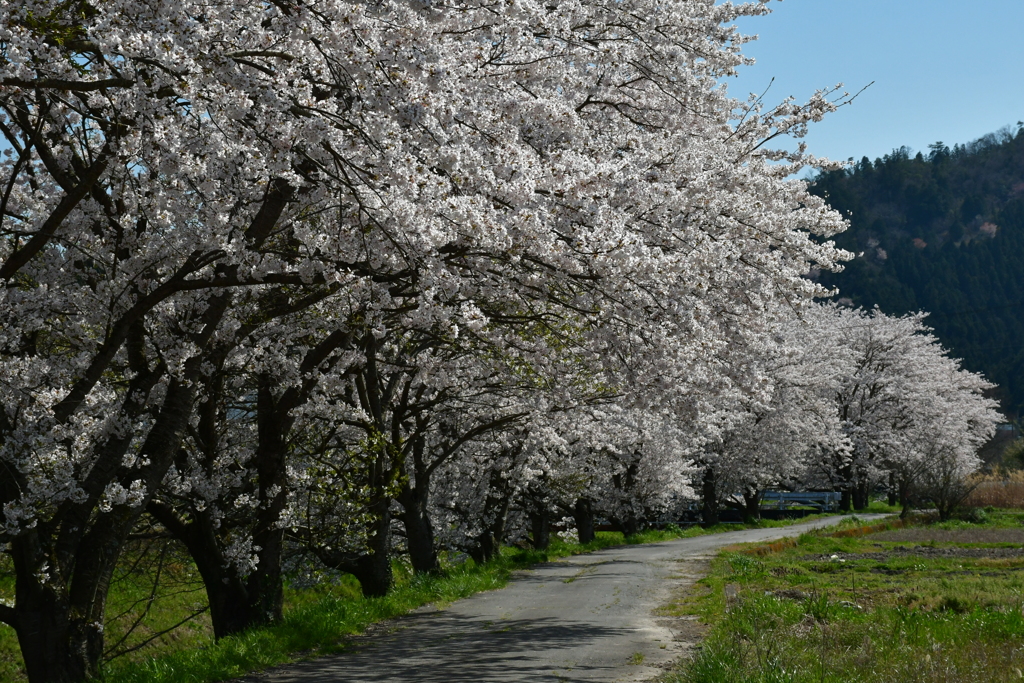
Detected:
left=853, top=481, right=869, bottom=511
left=352, top=501, right=393, bottom=597
left=10, top=357, right=215, bottom=683
left=148, top=371, right=291, bottom=639
left=8, top=550, right=90, bottom=683
left=701, top=466, right=719, bottom=527
left=887, top=472, right=898, bottom=506
left=899, top=475, right=913, bottom=520
left=471, top=531, right=495, bottom=565
left=471, top=468, right=513, bottom=564
left=838, top=461, right=854, bottom=512
left=399, top=481, right=440, bottom=575
left=10, top=593, right=88, bottom=683
left=147, top=501, right=256, bottom=639
left=574, top=498, right=595, bottom=544
left=246, top=375, right=289, bottom=627
left=531, top=509, right=550, bottom=550
left=204, top=577, right=254, bottom=639
left=487, top=491, right=511, bottom=559
left=619, top=515, right=640, bottom=537
left=742, top=488, right=761, bottom=523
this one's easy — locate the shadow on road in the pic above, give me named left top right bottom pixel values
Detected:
left=252, top=611, right=634, bottom=683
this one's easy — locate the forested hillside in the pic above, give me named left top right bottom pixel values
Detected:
left=810, top=126, right=1024, bottom=414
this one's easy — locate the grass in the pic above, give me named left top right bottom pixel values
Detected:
left=857, top=500, right=903, bottom=515
left=663, top=510, right=1024, bottom=683
left=0, top=513, right=841, bottom=683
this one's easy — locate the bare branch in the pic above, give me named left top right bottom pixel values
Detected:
left=2, top=77, right=134, bottom=91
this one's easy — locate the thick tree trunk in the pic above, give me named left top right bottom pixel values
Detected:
left=487, top=493, right=511, bottom=559
left=471, top=468, right=513, bottom=564
left=399, top=481, right=440, bottom=575
left=396, top=430, right=440, bottom=575
left=839, top=462, right=854, bottom=512
left=11, top=374, right=204, bottom=683
left=471, top=531, right=495, bottom=565
left=742, top=488, right=761, bottom=523
left=147, top=502, right=256, bottom=639
left=531, top=509, right=550, bottom=550
left=246, top=526, right=285, bottom=625
left=853, top=481, right=870, bottom=511
left=146, top=371, right=291, bottom=638
left=899, top=475, right=913, bottom=520
left=8, top=557, right=89, bottom=683
left=200, top=571, right=253, bottom=639
left=314, top=502, right=394, bottom=598
left=11, top=602, right=89, bottom=683
left=574, top=498, right=595, bottom=544
left=246, top=376, right=289, bottom=627
left=619, top=515, right=640, bottom=537
left=701, top=466, right=719, bottom=527
left=352, top=502, right=393, bottom=597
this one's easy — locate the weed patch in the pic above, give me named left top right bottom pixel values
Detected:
left=665, top=509, right=1024, bottom=683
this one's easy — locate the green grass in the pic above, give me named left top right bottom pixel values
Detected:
left=664, top=509, right=1024, bottom=683
left=0, top=540, right=217, bottom=683
left=857, top=500, right=903, bottom=515
left=0, top=513, right=846, bottom=683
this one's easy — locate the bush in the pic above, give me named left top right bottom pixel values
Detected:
left=958, top=507, right=989, bottom=524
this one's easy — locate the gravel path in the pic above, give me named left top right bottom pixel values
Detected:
left=242, top=515, right=888, bottom=683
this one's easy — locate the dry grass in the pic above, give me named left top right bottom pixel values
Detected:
left=741, top=538, right=797, bottom=557
left=739, top=519, right=909, bottom=558
left=829, top=518, right=908, bottom=539
left=964, top=470, right=1024, bottom=508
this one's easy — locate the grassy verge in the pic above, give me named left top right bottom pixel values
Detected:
left=855, top=500, right=903, bottom=515
left=0, top=513, right=852, bottom=683
left=664, top=510, right=1024, bottom=683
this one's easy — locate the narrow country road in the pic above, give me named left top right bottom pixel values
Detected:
left=244, top=515, right=888, bottom=683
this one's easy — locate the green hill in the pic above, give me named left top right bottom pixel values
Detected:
left=809, top=125, right=1024, bottom=414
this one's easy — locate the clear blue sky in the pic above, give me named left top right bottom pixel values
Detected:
left=727, top=0, right=1024, bottom=165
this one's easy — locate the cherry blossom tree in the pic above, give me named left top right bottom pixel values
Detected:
left=0, top=0, right=856, bottom=680
left=711, top=308, right=854, bottom=520
left=801, top=305, right=1000, bottom=512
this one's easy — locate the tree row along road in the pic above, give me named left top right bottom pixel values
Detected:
left=242, top=516, right=888, bottom=683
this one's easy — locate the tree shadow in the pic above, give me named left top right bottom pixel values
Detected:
left=250, top=611, right=636, bottom=682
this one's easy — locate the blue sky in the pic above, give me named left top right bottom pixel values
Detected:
left=727, top=0, right=1024, bottom=166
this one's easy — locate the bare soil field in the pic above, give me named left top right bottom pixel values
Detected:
left=810, top=545, right=1024, bottom=562
left=869, top=528, right=1024, bottom=544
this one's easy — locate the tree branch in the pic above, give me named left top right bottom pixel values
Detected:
left=2, top=77, right=134, bottom=91
left=0, top=145, right=111, bottom=279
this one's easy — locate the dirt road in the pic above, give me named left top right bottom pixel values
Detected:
left=244, top=515, right=887, bottom=683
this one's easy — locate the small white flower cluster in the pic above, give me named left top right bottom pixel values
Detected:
left=557, top=518, right=579, bottom=545
left=99, top=480, right=147, bottom=513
